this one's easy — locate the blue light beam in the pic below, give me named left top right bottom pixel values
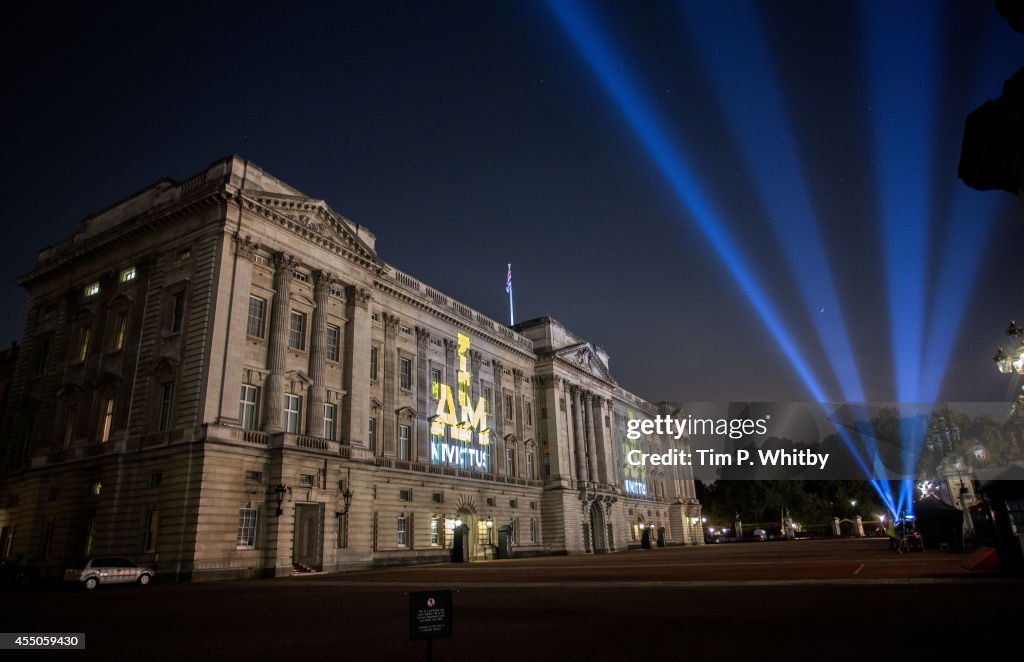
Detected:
left=675, top=1, right=868, bottom=404
left=545, top=0, right=829, bottom=403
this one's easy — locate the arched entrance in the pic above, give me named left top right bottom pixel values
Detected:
left=632, top=515, right=646, bottom=544
left=453, top=508, right=481, bottom=561
left=590, top=501, right=609, bottom=553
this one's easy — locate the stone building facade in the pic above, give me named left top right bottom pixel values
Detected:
left=0, top=156, right=701, bottom=580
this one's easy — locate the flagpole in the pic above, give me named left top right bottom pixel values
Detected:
left=506, top=263, right=514, bottom=326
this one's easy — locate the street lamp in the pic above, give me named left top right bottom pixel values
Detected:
left=335, top=487, right=354, bottom=518
left=994, top=320, right=1024, bottom=376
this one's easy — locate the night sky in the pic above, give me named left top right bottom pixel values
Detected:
left=2, top=1, right=1021, bottom=405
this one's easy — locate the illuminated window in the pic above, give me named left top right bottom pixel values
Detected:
left=431, top=517, right=440, bottom=547
left=236, top=508, right=258, bottom=549
left=99, top=398, right=114, bottom=443
left=170, top=292, right=185, bottom=333
left=157, top=382, right=174, bottom=431
left=84, top=282, right=100, bottom=297
left=178, top=248, right=192, bottom=262
left=288, top=311, right=306, bottom=350
left=504, top=394, right=514, bottom=421
left=284, top=394, right=301, bottom=433
left=75, top=326, right=91, bottom=363
left=431, top=368, right=442, bottom=400
left=247, top=296, right=266, bottom=338
left=142, top=509, right=158, bottom=552
left=400, top=357, right=411, bottom=390
left=119, top=266, right=136, bottom=283
left=239, top=385, right=259, bottom=430
left=113, top=313, right=128, bottom=351
left=369, top=347, right=379, bottom=381
left=323, top=403, right=336, bottom=439
left=482, top=386, right=492, bottom=414
left=326, top=325, right=340, bottom=362
left=526, top=451, right=535, bottom=480
left=397, top=516, right=408, bottom=547
left=399, top=425, right=411, bottom=461
left=368, top=418, right=377, bottom=451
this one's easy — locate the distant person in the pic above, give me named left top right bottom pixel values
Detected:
left=886, top=523, right=898, bottom=550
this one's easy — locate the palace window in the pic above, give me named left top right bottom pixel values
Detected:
left=506, top=447, right=516, bottom=476
left=400, top=357, right=412, bottom=390
left=239, top=385, right=259, bottom=430
left=236, top=508, right=258, bottom=549
left=119, top=266, right=136, bottom=283
left=98, top=398, right=114, bottom=443
left=399, top=425, right=411, bottom=461
left=247, top=296, right=266, bottom=338
left=142, top=509, right=158, bottom=552
left=84, top=282, right=100, bottom=297
left=326, top=325, right=340, bottom=362
left=323, top=403, right=337, bottom=439
left=526, top=451, right=535, bottom=480
left=288, top=311, right=307, bottom=350
left=170, top=292, right=185, bottom=333
left=75, top=325, right=91, bottom=363
left=368, top=418, right=377, bottom=452
left=369, top=347, right=379, bottom=381
left=284, top=394, right=302, bottom=434
left=431, top=368, right=442, bottom=400
left=504, top=394, right=514, bottom=421
left=431, top=517, right=440, bottom=547
left=482, top=386, right=492, bottom=414
left=524, top=401, right=533, bottom=427
left=397, top=516, right=408, bottom=547
left=112, top=313, right=128, bottom=351
left=157, top=382, right=174, bottom=431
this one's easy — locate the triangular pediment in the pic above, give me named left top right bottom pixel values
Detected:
left=243, top=192, right=378, bottom=264
left=555, top=343, right=615, bottom=383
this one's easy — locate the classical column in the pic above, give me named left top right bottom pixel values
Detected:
left=415, top=326, right=431, bottom=461
left=584, top=392, right=599, bottom=484
left=382, top=313, right=399, bottom=455
left=572, top=386, right=588, bottom=483
left=263, top=253, right=296, bottom=433
left=342, top=285, right=371, bottom=448
left=512, top=367, right=524, bottom=475
left=491, top=359, right=504, bottom=440
left=306, top=271, right=331, bottom=438
left=596, top=398, right=613, bottom=485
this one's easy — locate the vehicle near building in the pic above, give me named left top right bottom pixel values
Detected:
left=65, top=557, right=154, bottom=589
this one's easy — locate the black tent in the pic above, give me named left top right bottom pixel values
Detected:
left=915, top=496, right=965, bottom=552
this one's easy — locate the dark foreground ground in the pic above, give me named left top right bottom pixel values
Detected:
left=2, top=538, right=1020, bottom=660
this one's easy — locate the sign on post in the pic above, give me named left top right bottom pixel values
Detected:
left=408, top=590, right=454, bottom=640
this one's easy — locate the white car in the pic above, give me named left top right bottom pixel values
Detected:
left=65, top=557, right=154, bottom=590
left=752, top=529, right=767, bottom=542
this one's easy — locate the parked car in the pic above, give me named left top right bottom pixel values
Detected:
left=65, top=557, right=154, bottom=589
left=0, top=559, right=42, bottom=589
left=752, top=528, right=767, bottom=542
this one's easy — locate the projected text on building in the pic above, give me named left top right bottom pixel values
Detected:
left=430, top=332, right=491, bottom=470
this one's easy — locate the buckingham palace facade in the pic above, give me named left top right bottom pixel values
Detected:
left=0, top=156, right=701, bottom=580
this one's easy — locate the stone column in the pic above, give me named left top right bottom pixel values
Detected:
left=513, top=368, right=524, bottom=475
left=491, top=359, right=504, bottom=440
left=306, top=271, right=331, bottom=438
left=584, top=392, right=599, bottom=484
left=571, top=386, right=587, bottom=483
left=831, top=517, right=842, bottom=537
left=415, top=327, right=431, bottom=462
left=342, top=285, right=371, bottom=448
left=854, top=515, right=864, bottom=537
left=381, top=313, right=399, bottom=455
left=592, top=397, right=610, bottom=485
left=263, top=253, right=296, bottom=432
